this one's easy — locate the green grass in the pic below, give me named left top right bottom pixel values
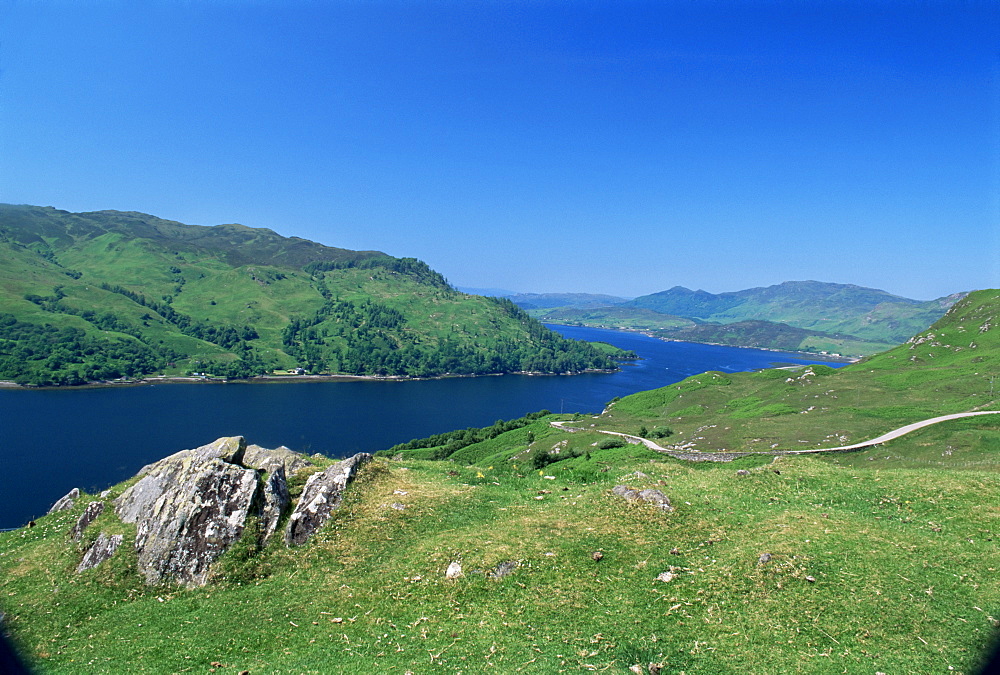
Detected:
left=2, top=451, right=998, bottom=674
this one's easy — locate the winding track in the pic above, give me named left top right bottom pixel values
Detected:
left=550, top=410, right=1000, bottom=460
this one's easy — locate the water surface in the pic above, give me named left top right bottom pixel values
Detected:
left=0, top=326, right=844, bottom=528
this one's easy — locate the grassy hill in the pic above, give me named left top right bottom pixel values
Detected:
left=523, top=281, right=959, bottom=356
left=1, top=293, right=998, bottom=673
left=627, top=280, right=963, bottom=346
left=0, top=205, right=624, bottom=384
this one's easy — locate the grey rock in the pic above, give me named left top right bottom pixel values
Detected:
left=115, top=436, right=260, bottom=586
left=612, top=485, right=643, bottom=501
left=77, top=532, right=123, bottom=573
left=490, top=560, right=519, bottom=579
left=70, top=501, right=105, bottom=541
left=389, top=502, right=406, bottom=510
left=135, top=436, right=248, bottom=479
left=260, top=463, right=290, bottom=544
left=284, top=453, right=372, bottom=547
left=736, top=469, right=751, bottom=476
left=637, top=489, right=673, bottom=511
left=244, top=444, right=314, bottom=475
left=612, top=485, right=673, bottom=511
left=758, top=552, right=772, bottom=565
left=47, top=487, right=80, bottom=514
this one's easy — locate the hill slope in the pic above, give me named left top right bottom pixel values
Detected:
left=627, top=280, right=963, bottom=345
left=0, top=205, right=621, bottom=384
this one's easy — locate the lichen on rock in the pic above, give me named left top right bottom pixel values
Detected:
left=285, top=453, right=372, bottom=547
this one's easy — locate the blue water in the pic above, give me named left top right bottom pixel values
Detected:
left=0, top=325, right=844, bottom=528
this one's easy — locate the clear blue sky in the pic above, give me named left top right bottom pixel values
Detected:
left=2, top=1, right=997, bottom=300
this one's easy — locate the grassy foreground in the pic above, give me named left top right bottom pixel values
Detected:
left=1, top=446, right=998, bottom=674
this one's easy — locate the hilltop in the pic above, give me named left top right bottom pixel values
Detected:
left=523, top=281, right=964, bottom=356
left=0, top=205, right=626, bottom=385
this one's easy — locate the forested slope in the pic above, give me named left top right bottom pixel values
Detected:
left=0, top=205, right=621, bottom=384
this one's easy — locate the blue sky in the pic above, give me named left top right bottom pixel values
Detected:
left=2, top=1, right=997, bottom=300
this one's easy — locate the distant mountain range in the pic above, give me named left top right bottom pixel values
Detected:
left=0, top=205, right=624, bottom=385
left=501, top=281, right=966, bottom=356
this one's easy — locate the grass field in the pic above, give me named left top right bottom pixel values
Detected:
left=1, top=449, right=997, bottom=674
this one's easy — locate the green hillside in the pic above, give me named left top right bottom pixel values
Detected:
left=559, top=289, right=999, bottom=466
left=0, top=205, right=622, bottom=385
left=527, top=305, right=695, bottom=331
left=627, top=280, right=963, bottom=345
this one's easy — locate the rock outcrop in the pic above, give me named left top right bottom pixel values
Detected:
left=70, top=501, right=105, bottom=541
left=285, top=453, right=372, bottom=547
left=47, top=488, right=80, bottom=514
left=260, top=464, right=290, bottom=543
left=244, top=444, right=314, bottom=475
left=44, top=436, right=363, bottom=586
left=77, top=532, right=123, bottom=573
left=115, top=436, right=260, bottom=586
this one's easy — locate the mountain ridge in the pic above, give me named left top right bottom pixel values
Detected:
left=0, top=204, right=624, bottom=384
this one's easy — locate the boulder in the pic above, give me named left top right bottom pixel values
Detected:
left=284, top=453, right=372, bottom=547
left=115, top=436, right=260, bottom=586
left=70, top=501, right=105, bottom=541
left=47, top=488, right=80, bottom=514
left=77, top=532, right=123, bottom=573
left=243, top=444, right=314, bottom=475
left=611, top=485, right=673, bottom=511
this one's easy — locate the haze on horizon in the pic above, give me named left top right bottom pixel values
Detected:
left=2, top=1, right=997, bottom=301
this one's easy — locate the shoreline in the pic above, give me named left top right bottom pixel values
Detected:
left=0, top=367, right=620, bottom=391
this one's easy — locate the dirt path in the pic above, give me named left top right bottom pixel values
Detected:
left=551, top=410, right=1000, bottom=459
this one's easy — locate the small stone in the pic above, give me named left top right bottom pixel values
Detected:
left=656, top=571, right=675, bottom=583
left=669, top=547, right=680, bottom=555
left=390, top=502, right=406, bottom=510
left=446, top=561, right=463, bottom=579
left=490, top=560, right=519, bottom=580
left=649, top=664, right=663, bottom=675
left=591, top=551, right=604, bottom=562
left=629, top=665, right=644, bottom=675
left=805, top=575, right=816, bottom=583
left=736, top=469, right=750, bottom=477
left=758, top=553, right=772, bottom=564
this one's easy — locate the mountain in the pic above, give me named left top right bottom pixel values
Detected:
left=628, top=280, right=964, bottom=345
left=0, top=205, right=623, bottom=384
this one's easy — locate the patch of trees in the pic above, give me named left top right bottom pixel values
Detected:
left=97, top=283, right=258, bottom=349
left=380, top=411, right=552, bottom=460
left=280, top=296, right=616, bottom=378
left=0, top=313, right=175, bottom=385
left=304, top=256, right=451, bottom=290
